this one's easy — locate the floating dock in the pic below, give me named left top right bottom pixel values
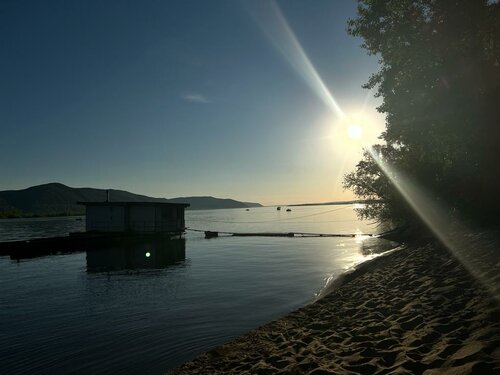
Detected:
left=199, top=229, right=370, bottom=239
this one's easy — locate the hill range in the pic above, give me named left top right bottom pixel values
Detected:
left=0, top=183, right=262, bottom=218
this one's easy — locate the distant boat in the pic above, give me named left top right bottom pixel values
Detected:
left=286, top=208, right=292, bottom=212
left=246, top=208, right=250, bottom=211
left=277, top=207, right=281, bottom=211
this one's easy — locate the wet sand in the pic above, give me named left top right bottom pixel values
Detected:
left=168, top=238, right=500, bottom=374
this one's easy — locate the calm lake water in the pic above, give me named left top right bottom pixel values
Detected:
left=0, top=205, right=395, bottom=374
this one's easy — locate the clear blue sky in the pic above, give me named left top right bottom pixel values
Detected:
left=1, top=0, right=384, bottom=205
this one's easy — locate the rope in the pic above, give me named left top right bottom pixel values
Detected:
left=186, top=205, right=351, bottom=224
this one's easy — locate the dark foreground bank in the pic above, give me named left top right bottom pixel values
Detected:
left=168, top=232, right=500, bottom=374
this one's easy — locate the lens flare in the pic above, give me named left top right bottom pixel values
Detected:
left=250, top=1, right=345, bottom=119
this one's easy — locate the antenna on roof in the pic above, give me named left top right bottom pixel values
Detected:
left=106, top=190, right=110, bottom=203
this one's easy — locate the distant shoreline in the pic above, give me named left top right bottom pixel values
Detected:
left=0, top=206, right=261, bottom=220
left=0, top=202, right=378, bottom=219
left=0, top=212, right=84, bottom=220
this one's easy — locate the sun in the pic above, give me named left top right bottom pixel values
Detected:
left=347, top=124, right=363, bottom=140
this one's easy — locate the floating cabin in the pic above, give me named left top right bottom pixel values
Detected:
left=0, top=199, right=190, bottom=260
left=77, top=201, right=190, bottom=235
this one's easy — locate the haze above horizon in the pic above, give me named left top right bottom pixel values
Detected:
left=1, top=0, right=384, bottom=206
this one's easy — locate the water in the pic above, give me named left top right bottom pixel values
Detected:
left=0, top=205, right=395, bottom=374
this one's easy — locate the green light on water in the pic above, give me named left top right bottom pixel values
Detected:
left=145, top=252, right=151, bottom=258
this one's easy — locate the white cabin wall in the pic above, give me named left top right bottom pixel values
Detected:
left=129, top=206, right=156, bottom=232
left=86, top=206, right=125, bottom=232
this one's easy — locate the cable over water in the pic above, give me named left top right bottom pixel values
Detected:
left=186, top=206, right=351, bottom=224
left=184, top=206, right=407, bottom=239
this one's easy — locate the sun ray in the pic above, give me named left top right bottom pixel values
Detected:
left=367, top=147, right=499, bottom=300
left=251, top=1, right=345, bottom=119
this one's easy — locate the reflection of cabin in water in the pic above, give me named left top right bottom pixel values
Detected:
left=77, top=201, right=190, bottom=234
left=86, top=238, right=186, bottom=272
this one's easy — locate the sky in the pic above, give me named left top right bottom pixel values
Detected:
left=0, top=0, right=385, bottom=205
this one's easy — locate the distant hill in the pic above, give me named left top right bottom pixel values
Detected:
left=0, top=183, right=262, bottom=218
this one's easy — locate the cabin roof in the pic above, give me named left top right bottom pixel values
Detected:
left=77, top=201, right=190, bottom=208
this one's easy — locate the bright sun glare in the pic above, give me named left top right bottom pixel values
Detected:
left=347, top=124, right=363, bottom=140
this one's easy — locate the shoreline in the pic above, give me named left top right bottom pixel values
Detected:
left=315, top=244, right=404, bottom=300
left=168, top=235, right=499, bottom=374
left=0, top=214, right=84, bottom=220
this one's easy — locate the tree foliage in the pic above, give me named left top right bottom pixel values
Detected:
left=344, top=0, right=500, bottom=225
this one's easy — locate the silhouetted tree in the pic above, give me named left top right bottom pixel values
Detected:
left=344, top=0, right=500, bottom=225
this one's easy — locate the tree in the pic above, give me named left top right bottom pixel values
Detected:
left=344, top=0, right=500, bottom=225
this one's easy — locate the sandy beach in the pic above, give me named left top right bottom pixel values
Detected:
left=168, top=234, right=500, bottom=374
